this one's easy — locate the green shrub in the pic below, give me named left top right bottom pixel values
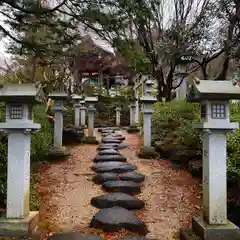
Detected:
left=150, top=100, right=240, bottom=169
left=95, top=95, right=130, bottom=126
left=228, top=102, right=240, bottom=167
left=151, top=101, right=201, bottom=148
left=0, top=104, right=53, bottom=205
left=63, top=105, right=74, bottom=127
left=31, top=104, right=54, bottom=162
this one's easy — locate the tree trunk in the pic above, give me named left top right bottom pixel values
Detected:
left=201, top=62, right=208, bottom=80
left=165, top=65, right=175, bottom=102
left=153, top=68, right=165, bottom=101
left=31, top=53, right=37, bottom=83
left=98, top=71, right=103, bottom=94
left=106, top=75, right=110, bottom=96
left=67, top=77, right=72, bottom=97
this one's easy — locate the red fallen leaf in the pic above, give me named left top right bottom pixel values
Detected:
left=40, top=232, right=54, bottom=240
left=116, top=175, right=120, bottom=181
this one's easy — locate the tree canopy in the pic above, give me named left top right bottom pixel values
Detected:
left=0, top=0, right=239, bottom=99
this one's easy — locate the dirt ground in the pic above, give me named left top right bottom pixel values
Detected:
left=37, top=129, right=201, bottom=240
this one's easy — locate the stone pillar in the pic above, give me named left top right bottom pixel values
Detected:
left=7, top=131, right=31, bottom=218
left=53, top=100, right=65, bottom=149
left=48, top=96, right=69, bottom=156
left=72, top=94, right=82, bottom=128
left=134, top=89, right=139, bottom=124
left=202, top=130, right=227, bottom=224
left=129, top=103, right=136, bottom=126
left=142, top=103, right=153, bottom=148
left=80, top=100, right=86, bottom=127
left=138, top=95, right=157, bottom=158
left=176, top=77, right=188, bottom=100
left=116, top=107, right=121, bottom=126
left=74, top=103, right=81, bottom=128
left=88, top=104, right=96, bottom=137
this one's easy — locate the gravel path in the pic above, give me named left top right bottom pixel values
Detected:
left=119, top=131, right=201, bottom=240
left=37, top=129, right=201, bottom=240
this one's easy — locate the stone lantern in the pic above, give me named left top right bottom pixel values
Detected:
left=144, top=79, right=154, bottom=96
left=0, top=83, right=44, bottom=234
left=129, top=101, right=136, bottom=127
left=127, top=98, right=140, bottom=133
left=85, top=96, right=98, bottom=143
left=80, top=100, right=86, bottom=127
left=181, top=79, right=240, bottom=240
left=115, top=107, right=121, bottom=126
left=138, top=94, right=157, bottom=158
left=72, top=94, right=82, bottom=128
left=48, top=92, right=68, bottom=157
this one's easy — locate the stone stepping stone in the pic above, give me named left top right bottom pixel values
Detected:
left=98, top=149, right=120, bottom=156
left=116, top=142, right=129, bottom=149
left=102, top=136, right=124, bottom=142
left=90, top=206, right=147, bottom=234
left=103, top=181, right=141, bottom=194
left=93, top=172, right=145, bottom=184
left=102, top=134, right=125, bottom=140
left=93, top=172, right=119, bottom=184
left=97, top=143, right=128, bottom=150
left=47, top=232, right=104, bottom=240
left=101, top=130, right=115, bottom=134
left=91, top=192, right=145, bottom=209
left=97, top=144, right=118, bottom=151
left=119, top=172, right=145, bottom=183
left=99, top=127, right=120, bottom=132
left=102, top=139, right=121, bottom=144
left=92, top=162, right=137, bottom=173
left=94, top=154, right=127, bottom=163
left=113, top=237, right=149, bottom=240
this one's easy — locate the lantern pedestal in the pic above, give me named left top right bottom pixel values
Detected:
left=0, top=83, right=44, bottom=236
left=137, top=95, right=157, bottom=159
left=127, top=101, right=140, bottom=133
left=72, top=94, right=82, bottom=128
left=0, top=211, right=39, bottom=236
left=82, top=136, right=99, bottom=144
left=115, top=107, right=121, bottom=126
left=48, top=146, right=69, bottom=158
left=48, top=92, right=69, bottom=158
left=84, top=97, right=98, bottom=144
left=80, top=100, right=86, bottom=128
left=138, top=146, right=157, bottom=159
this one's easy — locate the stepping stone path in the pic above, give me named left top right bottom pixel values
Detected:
left=93, top=172, right=120, bottom=184
left=102, top=133, right=125, bottom=140
left=103, top=180, right=141, bottom=194
left=93, top=171, right=145, bottom=184
left=97, top=144, right=118, bottom=150
left=97, top=142, right=129, bottom=151
left=102, top=139, right=121, bottom=144
left=98, top=149, right=120, bottom=155
left=102, top=136, right=125, bottom=141
left=91, top=193, right=145, bottom=209
left=90, top=206, right=147, bottom=234
left=94, top=154, right=127, bottom=162
left=119, top=171, right=145, bottom=183
left=92, top=161, right=137, bottom=173
left=89, top=127, right=148, bottom=237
